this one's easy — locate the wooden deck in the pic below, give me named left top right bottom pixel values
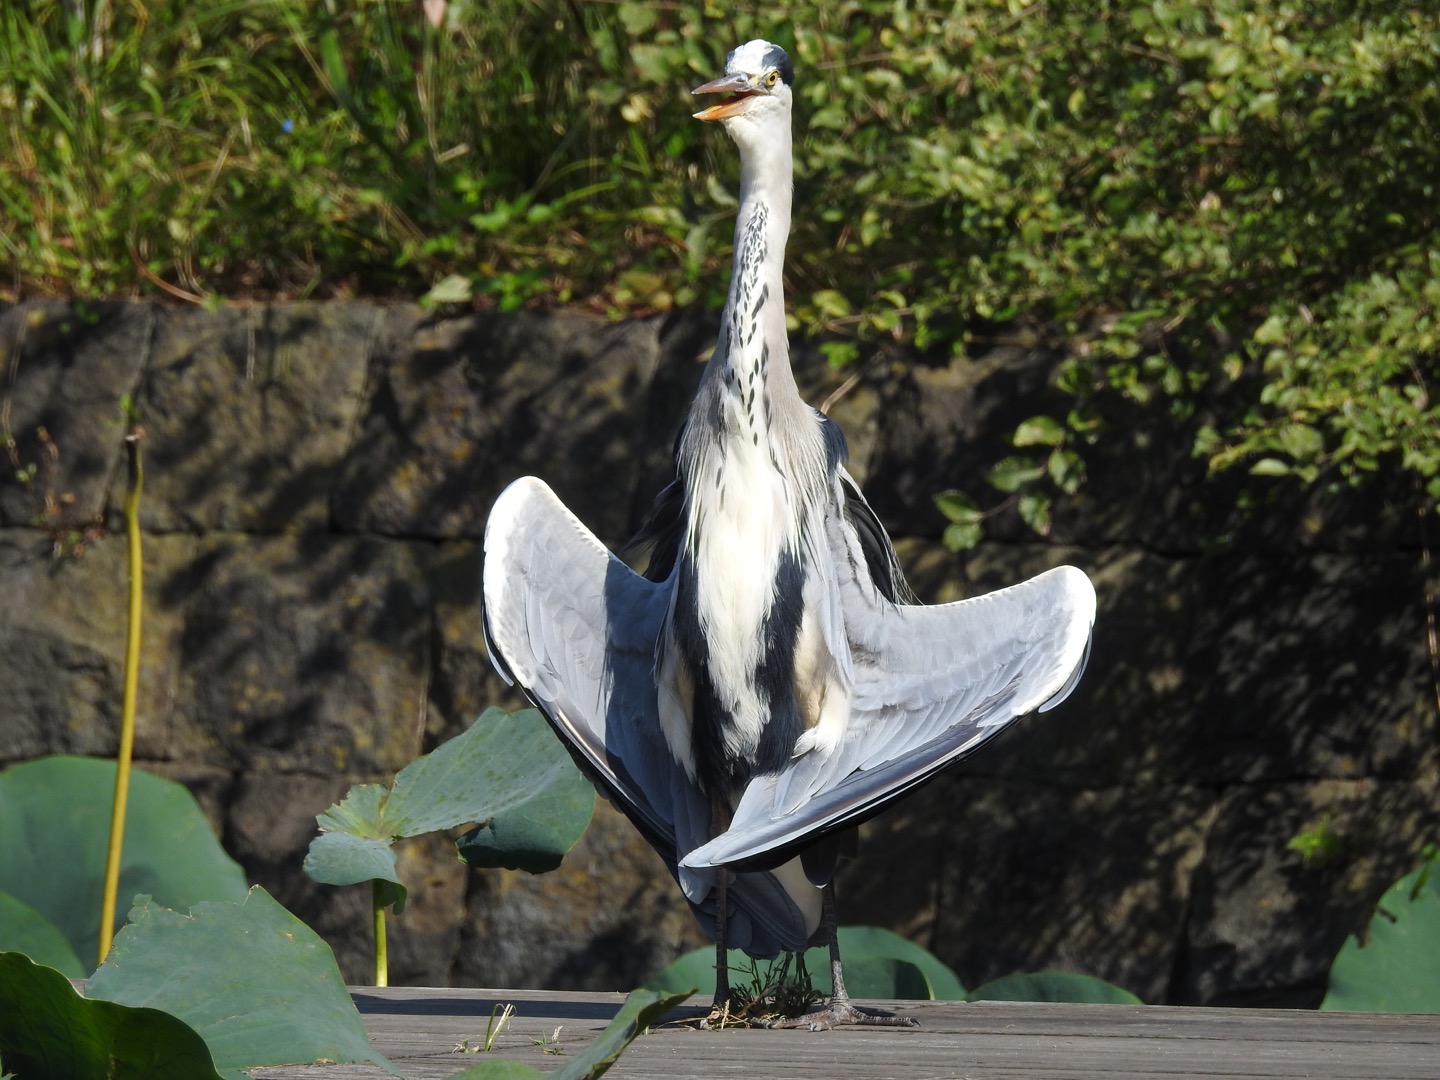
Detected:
left=253, top=987, right=1440, bottom=1079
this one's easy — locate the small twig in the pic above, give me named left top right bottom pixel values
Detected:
left=818, top=369, right=864, bottom=416
left=129, top=246, right=206, bottom=304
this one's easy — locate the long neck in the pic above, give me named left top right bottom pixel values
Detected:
left=723, top=128, right=792, bottom=388
left=685, top=115, right=798, bottom=462
left=731, top=131, right=793, bottom=313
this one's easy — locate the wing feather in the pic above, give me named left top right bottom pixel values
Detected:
left=482, top=476, right=815, bottom=954
left=684, top=564, right=1096, bottom=871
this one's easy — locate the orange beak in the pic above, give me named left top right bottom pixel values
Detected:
left=692, top=73, right=756, bottom=121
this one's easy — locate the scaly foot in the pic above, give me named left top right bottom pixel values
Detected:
left=762, top=999, right=920, bottom=1031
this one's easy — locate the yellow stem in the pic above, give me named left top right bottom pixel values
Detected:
left=373, top=880, right=389, bottom=987
left=99, top=430, right=143, bottom=967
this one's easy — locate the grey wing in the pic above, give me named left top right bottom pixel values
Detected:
left=482, top=476, right=814, bottom=954
left=682, top=564, right=1096, bottom=871
left=483, top=476, right=682, bottom=860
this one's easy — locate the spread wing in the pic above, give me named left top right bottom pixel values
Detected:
left=682, top=493, right=1096, bottom=872
left=482, top=476, right=815, bottom=954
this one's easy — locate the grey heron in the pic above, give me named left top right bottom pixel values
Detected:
left=482, top=38, right=1096, bottom=1028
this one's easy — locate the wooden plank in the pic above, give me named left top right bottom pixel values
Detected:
left=253, top=988, right=1440, bottom=1080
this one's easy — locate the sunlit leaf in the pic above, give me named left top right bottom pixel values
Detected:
left=943, top=521, right=984, bottom=551
left=1018, top=492, right=1052, bottom=536
left=986, top=456, right=1047, bottom=493
left=422, top=273, right=474, bottom=307
left=934, top=489, right=983, bottom=523
left=1323, top=851, right=1440, bottom=1012
left=86, top=889, right=400, bottom=1078
left=1014, top=415, right=1065, bottom=447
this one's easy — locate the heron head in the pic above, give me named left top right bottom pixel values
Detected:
left=692, top=39, right=793, bottom=124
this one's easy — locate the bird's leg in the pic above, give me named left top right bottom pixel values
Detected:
left=701, top=797, right=741, bottom=1028
left=712, top=864, right=732, bottom=1011
left=765, top=881, right=920, bottom=1030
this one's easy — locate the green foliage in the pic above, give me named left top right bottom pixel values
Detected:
left=3, top=1, right=1435, bottom=516
left=85, top=889, right=400, bottom=1078
left=938, top=412, right=1089, bottom=551
left=1322, top=848, right=1440, bottom=1013
left=0, top=951, right=224, bottom=1080
left=0, top=756, right=248, bottom=972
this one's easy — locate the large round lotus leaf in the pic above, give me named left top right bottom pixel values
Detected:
left=86, top=888, right=399, bottom=1079
left=1323, top=852, right=1440, bottom=1012
left=967, top=970, right=1142, bottom=1004
left=0, top=756, right=248, bottom=971
left=0, top=950, right=223, bottom=1080
left=817, top=926, right=968, bottom=1000
left=0, top=889, right=86, bottom=978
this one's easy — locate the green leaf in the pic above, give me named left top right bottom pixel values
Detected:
left=839, top=955, right=931, bottom=999
left=821, top=926, right=967, bottom=1000
left=448, top=712, right=595, bottom=874
left=421, top=273, right=475, bottom=307
left=1278, top=422, right=1325, bottom=462
left=934, top=489, right=983, bottom=524
left=0, top=951, right=224, bottom=1080
left=1253, top=314, right=1289, bottom=345
left=818, top=339, right=860, bottom=368
left=1014, top=414, right=1066, bottom=447
left=0, top=889, right=86, bottom=979
left=86, top=888, right=400, bottom=1079
left=1249, top=457, right=1292, bottom=476
left=942, top=521, right=984, bottom=552
left=548, top=987, right=690, bottom=1080
left=0, top=756, right=248, bottom=971
left=315, top=783, right=391, bottom=838
left=1018, top=492, right=1052, bottom=536
left=968, top=970, right=1141, bottom=1004
left=986, top=455, right=1048, bottom=493
left=616, top=2, right=658, bottom=36
left=1322, top=851, right=1440, bottom=1012
left=811, top=288, right=853, bottom=319
left=307, top=708, right=595, bottom=883
left=1047, top=448, right=1087, bottom=494
left=447, top=988, right=689, bottom=1080
left=303, top=832, right=407, bottom=912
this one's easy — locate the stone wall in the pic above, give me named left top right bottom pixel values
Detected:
left=1, top=299, right=1435, bottom=1006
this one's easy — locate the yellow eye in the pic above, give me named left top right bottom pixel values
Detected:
left=765, top=70, right=780, bottom=88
